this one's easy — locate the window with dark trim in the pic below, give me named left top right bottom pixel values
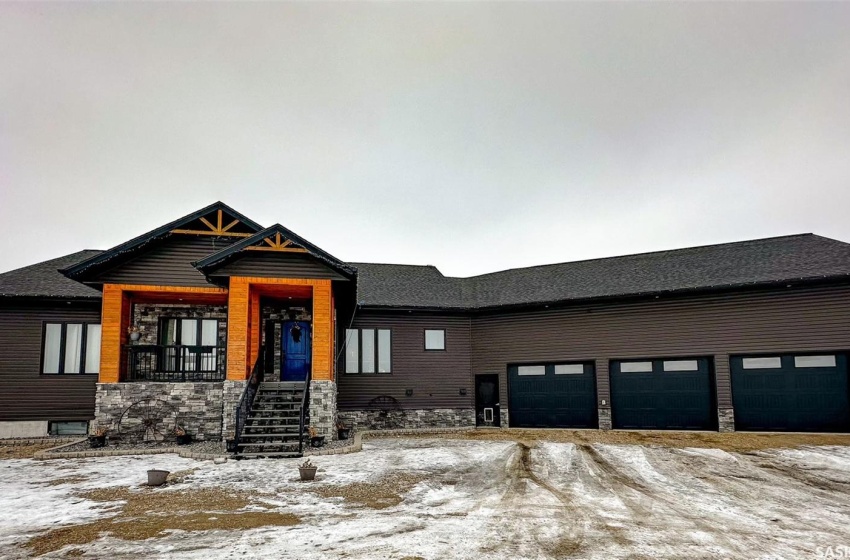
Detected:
left=424, top=329, right=445, bottom=351
left=344, top=328, right=392, bottom=374
left=42, top=322, right=101, bottom=374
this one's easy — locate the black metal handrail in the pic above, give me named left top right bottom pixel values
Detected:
left=126, top=344, right=225, bottom=382
left=234, top=348, right=265, bottom=449
left=298, top=368, right=312, bottom=454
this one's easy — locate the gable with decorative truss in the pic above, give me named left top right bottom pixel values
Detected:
left=245, top=232, right=309, bottom=254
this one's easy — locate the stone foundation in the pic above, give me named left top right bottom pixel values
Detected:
left=309, top=380, right=337, bottom=439
left=598, top=408, right=613, bottom=430
left=717, top=408, right=735, bottom=432
left=221, top=380, right=247, bottom=439
left=95, top=382, right=229, bottom=441
left=500, top=409, right=510, bottom=428
left=338, top=408, right=475, bottom=431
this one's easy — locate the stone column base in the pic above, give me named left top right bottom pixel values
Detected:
left=717, top=408, right=735, bottom=432
left=221, top=380, right=247, bottom=441
left=598, top=408, right=613, bottom=430
left=309, top=380, right=337, bottom=439
left=499, top=409, right=510, bottom=428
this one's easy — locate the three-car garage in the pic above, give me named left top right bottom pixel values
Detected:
left=507, top=353, right=850, bottom=433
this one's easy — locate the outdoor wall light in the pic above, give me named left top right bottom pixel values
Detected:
left=405, top=389, right=413, bottom=397
left=459, top=388, right=467, bottom=396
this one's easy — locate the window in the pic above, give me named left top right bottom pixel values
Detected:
left=345, top=328, right=391, bottom=373
left=424, top=329, right=445, bottom=351
left=42, top=322, right=101, bottom=374
left=554, top=364, right=584, bottom=375
left=517, top=365, right=545, bottom=376
left=742, top=357, right=781, bottom=369
left=663, top=360, right=699, bottom=372
left=794, top=355, right=836, bottom=368
left=48, top=421, right=89, bottom=436
left=159, top=318, right=220, bottom=372
left=620, top=362, right=653, bottom=373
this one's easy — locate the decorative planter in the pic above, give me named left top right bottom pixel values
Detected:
left=337, top=428, right=351, bottom=441
left=129, top=331, right=141, bottom=342
left=299, top=466, right=318, bottom=481
left=88, top=435, right=106, bottom=449
left=310, top=436, right=326, bottom=448
left=175, top=434, right=193, bottom=446
left=147, top=469, right=169, bottom=486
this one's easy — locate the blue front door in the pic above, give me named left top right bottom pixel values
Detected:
left=282, top=321, right=311, bottom=382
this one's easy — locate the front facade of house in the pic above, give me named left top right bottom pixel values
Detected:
left=2, top=202, right=850, bottom=442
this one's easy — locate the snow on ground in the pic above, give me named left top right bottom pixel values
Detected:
left=2, top=439, right=850, bottom=559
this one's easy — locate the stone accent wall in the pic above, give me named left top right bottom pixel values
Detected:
left=500, top=409, right=510, bottom=428
left=598, top=408, right=613, bottom=430
left=221, top=380, right=247, bottom=439
left=310, top=380, right=337, bottom=439
left=717, top=408, right=735, bottom=433
left=338, top=408, right=475, bottom=432
left=95, top=382, right=227, bottom=441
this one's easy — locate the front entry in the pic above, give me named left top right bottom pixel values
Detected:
left=281, top=320, right=311, bottom=382
left=475, top=374, right=500, bottom=427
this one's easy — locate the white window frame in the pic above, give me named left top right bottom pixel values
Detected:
left=517, top=365, right=546, bottom=376
left=424, top=329, right=446, bottom=351
left=554, top=364, right=584, bottom=375
left=619, top=361, right=653, bottom=373
left=794, top=355, right=836, bottom=368
left=741, top=357, right=782, bottom=369
left=663, top=360, right=699, bottom=372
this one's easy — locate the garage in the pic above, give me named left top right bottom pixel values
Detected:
left=731, top=354, right=850, bottom=432
left=508, top=362, right=597, bottom=428
left=610, top=358, right=715, bottom=430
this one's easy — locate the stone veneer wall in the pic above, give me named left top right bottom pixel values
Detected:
left=598, top=408, right=613, bottom=430
left=717, top=408, right=735, bottom=432
left=133, top=304, right=228, bottom=346
left=338, top=408, right=476, bottom=432
left=309, top=380, right=337, bottom=439
left=95, top=382, right=237, bottom=441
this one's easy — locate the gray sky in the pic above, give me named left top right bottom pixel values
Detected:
left=2, top=2, right=849, bottom=277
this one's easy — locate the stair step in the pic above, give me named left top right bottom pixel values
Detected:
left=240, top=434, right=303, bottom=440
left=244, top=424, right=301, bottom=430
left=247, top=416, right=302, bottom=421
left=235, top=451, right=302, bottom=459
left=239, top=441, right=302, bottom=447
left=259, top=382, right=305, bottom=390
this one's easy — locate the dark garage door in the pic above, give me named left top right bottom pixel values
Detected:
left=508, top=363, right=597, bottom=428
left=611, top=358, right=715, bottom=430
left=731, top=354, right=850, bottom=432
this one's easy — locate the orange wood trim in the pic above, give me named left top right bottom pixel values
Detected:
left=248, top=288, right=261, bottom=372
left=226, top=277, right=250, bottom=380
left=171, top=229, right=254, bottom=238
left=244, top=246, right=308, bottom=253
left=99, top=285, right=129, bottom=383
left=108, top=284, right=228, bottom=295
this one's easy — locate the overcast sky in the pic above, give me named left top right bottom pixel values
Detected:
left=1, top=2, right=849, bottom=277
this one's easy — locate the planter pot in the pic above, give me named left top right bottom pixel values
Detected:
left=175, top=434, right=192, bottom=446
left=225, top=439, right=238, bottom=453
left=299, top=467, right=318, bottom=481
left=337, top=428, right=351, bottom=440
left=310, top=436, right=326, bottom=448
left=129, top=332, right=141, bottom=342
left=88, top=435, right=106, bottom=449
left=147, top=469, right=169, bottom=487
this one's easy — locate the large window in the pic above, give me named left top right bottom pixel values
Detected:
left=159, top=318, right=220, bottom=372
left=42, top=322, right=101, bottom=374
left=345, top=328, right=392, bottom=374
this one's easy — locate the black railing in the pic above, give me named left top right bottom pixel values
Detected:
left=234, top=348, right=265, bottom=448
left=298, top=368, right=312, bottom=454
left=126, top=345, right=226, bottom=382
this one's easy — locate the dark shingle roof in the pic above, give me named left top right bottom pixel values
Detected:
left=5, top=234, right=850, bottom=309
left=0, top=250, right=103, bottom=299
left=354, top=234, right=850, bottom=310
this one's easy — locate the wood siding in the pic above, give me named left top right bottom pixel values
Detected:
left=212, top=253, right=347, bottom=280
left=0, top=301, right=101, bottom=421
left=337, top=313, right=473, bottom=410
left=471, top=285, right=850, bottom=414
left=96, top=235, right=237, bottom=287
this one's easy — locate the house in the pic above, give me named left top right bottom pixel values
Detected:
left=1, top=202, right=849, bottom=446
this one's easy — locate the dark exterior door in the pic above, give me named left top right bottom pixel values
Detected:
left=610, top=358, right=714, bottom=430
left=281, top=321, right=311, bottom=382
left=508, top=363, right=597, bottom=428
left=731, top=354, right=850, bottom=432
left=475, top=374, right=500, bottom=427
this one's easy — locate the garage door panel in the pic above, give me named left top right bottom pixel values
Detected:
left=611, top=358, right=715, bottom=430
left=732, top=354, right=850, bottom=432
left=509, top=363, right=598, bottom=429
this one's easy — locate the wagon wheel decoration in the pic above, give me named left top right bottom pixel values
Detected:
left=117, top=399, right=180, bottom=443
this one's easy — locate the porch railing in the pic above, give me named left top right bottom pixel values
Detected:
left=298, top=368, right=312, bottom=455
left=234, top=347, right=265, bottom=447
left=126, top=345, right=226, bottom=382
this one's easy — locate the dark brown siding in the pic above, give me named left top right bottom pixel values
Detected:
left=471, top=285, right=850, bottom=414
left=336, top=312, right=473, bottom=410
left=213, top=253, right=346, bottom=280
left=96, top=235, right=235, bottom=287
left=0, top=300, right=102, bottom=421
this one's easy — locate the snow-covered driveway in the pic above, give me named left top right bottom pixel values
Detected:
left=2, top=438, right=850, bottom=559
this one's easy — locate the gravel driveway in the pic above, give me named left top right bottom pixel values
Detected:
left=1, top=436, right=849, bottom=559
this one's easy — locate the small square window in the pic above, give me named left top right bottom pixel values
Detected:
left=425, top=329, right=445, bottom=351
